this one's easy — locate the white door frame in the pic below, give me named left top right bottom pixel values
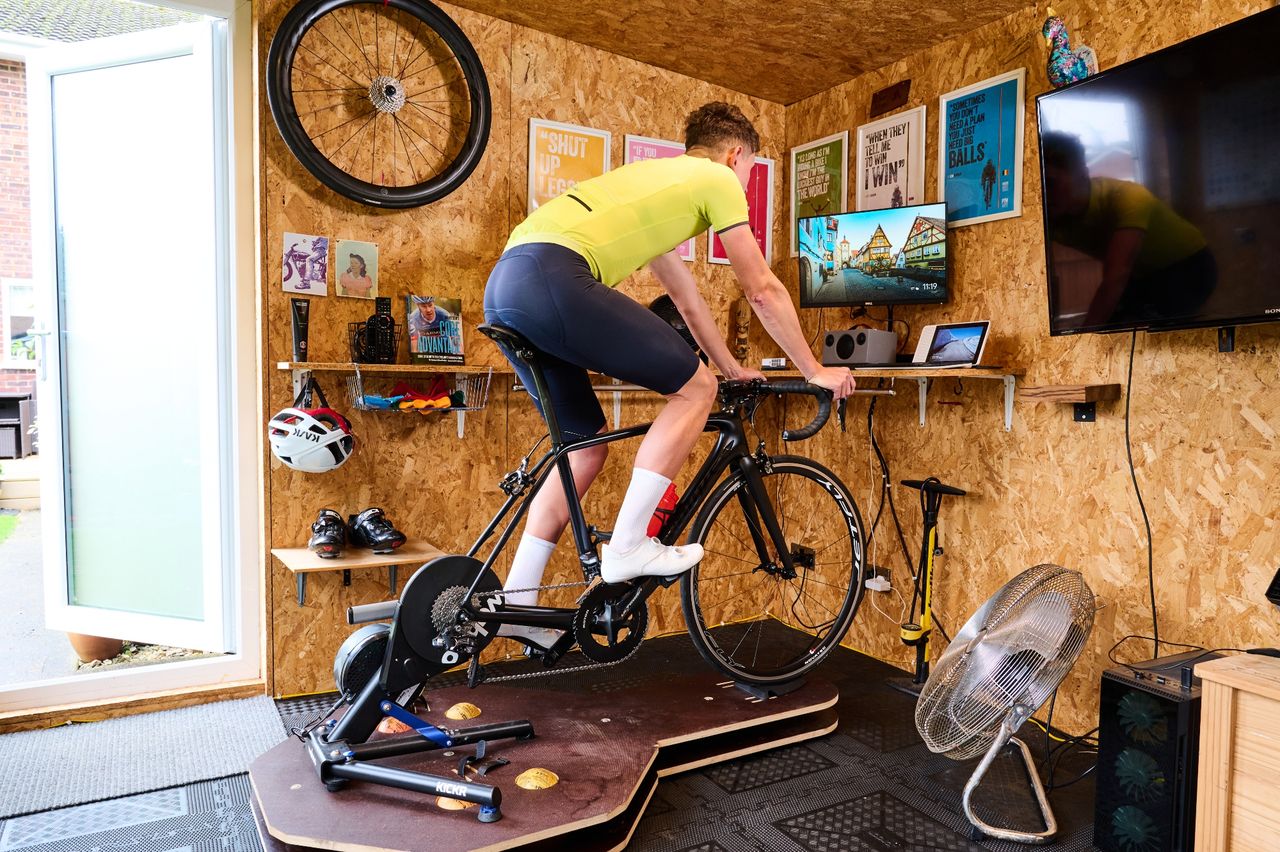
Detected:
left=0, top=0, right=261, bottom=713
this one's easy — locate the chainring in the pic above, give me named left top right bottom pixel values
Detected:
left=396, top=555, right=502, bottom=669
left=572, top=583, right=648, bottom=663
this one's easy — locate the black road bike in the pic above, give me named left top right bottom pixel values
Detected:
left=300, top=324, right=866, bottom=817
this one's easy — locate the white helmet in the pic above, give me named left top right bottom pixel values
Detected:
left=268, top=379, right=354, bottom=473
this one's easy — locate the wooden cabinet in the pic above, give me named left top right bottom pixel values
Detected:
left=1194, top=654, right=1280, bottom=851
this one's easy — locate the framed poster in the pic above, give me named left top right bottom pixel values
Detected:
left=855, top=106, right=925, bottom=212
left=789, top=131, right=847, bottom=257
left=709, top=156, right=774, bottom=265
left=528, top=118, right=611, bottom=213
left=624, top=135, right=695, bottom=261
left=938, top=68, right=1026, bottom=227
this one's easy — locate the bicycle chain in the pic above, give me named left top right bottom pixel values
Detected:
left=464, top=579, right=643, bottom=684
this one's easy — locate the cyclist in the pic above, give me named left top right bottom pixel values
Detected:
left=484, top=102, right=855, bottom=647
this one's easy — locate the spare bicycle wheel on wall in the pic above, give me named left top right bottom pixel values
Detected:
left=266, top=0, right=491, bottom=208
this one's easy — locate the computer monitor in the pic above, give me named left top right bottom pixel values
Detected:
left=798, top=202, right=949, bottom=308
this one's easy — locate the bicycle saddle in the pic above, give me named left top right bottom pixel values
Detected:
left=478, top=323, right=541, bottom=363
left=901, top=479, right=966, bottom=497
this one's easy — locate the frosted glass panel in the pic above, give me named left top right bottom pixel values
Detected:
left=52, top=54, right=216, bottom=619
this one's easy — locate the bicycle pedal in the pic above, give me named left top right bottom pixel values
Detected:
left=466, top=655, right=486, bottom=689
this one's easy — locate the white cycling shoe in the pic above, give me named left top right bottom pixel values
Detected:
left=600, top=537, right=704, bottom=584
left=496, top=623, right=563, bottom=653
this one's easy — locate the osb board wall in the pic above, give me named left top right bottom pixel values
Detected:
left=258, top=0, right=787, bottom=696
left=784, top=0, right=1280, bottom=734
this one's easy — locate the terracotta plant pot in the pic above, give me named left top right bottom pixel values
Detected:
left=66, top=632, right=124, bottom=663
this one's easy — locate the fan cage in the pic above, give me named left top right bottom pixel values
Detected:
left=916, top=564, right=1094, bottom=760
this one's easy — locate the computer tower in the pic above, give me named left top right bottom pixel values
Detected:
left=1093, top=651, right=1218, bottom=852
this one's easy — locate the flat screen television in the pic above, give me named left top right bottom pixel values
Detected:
left=1037, top=6, right=1280, bottom=336
left=797, top=202, right=948, bottom=308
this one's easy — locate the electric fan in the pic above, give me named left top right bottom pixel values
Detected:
left=915, top=564, right=1095, bottom=844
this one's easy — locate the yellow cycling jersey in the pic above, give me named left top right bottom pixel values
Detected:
left=506, top=154, right=750, bottom=286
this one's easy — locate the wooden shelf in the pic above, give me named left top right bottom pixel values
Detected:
left=1018, top=383, right=1122, bottom=404
left=271, top=540, right=443, bottom=605
left=848, top=365, right=1023, bottom=380
left=277, top=361, right=509, bottom=375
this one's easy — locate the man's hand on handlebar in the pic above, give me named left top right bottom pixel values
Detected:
left=806, top=366, right=856, bottom=400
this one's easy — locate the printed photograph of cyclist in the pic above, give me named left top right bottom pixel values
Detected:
left=335, top=239, right=379, bottom=299
left=282, top=232, right=329, bottom=295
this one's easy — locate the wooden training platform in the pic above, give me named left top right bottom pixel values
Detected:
left=251, top=670, right=838, bottom=852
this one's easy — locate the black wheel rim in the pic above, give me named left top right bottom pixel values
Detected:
left=267, top=0, right=491, bottom=208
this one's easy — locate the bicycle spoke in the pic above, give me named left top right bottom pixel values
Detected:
left=292, top=85, right=364, bottom=94
left=296, top=97, right=361, bottom=119
left=388, top=7, right=400, bottom=80
left=328, top=110, right=377, bottom=162
left=404, top=99, right=466, bottom=145
left=392, top=114, right=427, bottom=184
left=343, top=7, right=378, bottom=78
left=394, top=113, right=448, bottom=158
left=298, top=40, right=366, bottom=91
left=700, top=547, right=759, bottom=566
left=396, top=13, right=426, bottom=79
left=311, top=106, right=375, bottom=142
left=310, top=24, right=369, bottom=90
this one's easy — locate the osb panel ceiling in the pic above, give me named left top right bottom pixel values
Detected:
left=448, top=0, right=1037, bottom=104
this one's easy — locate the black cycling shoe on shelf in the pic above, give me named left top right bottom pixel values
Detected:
left=347, top=507, right=407, bottom=554
left=308, top=508, right=347, bottom=558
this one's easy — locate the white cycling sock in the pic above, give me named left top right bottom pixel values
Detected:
left=503, top=533, right=556, bottom=606
left=609, top=467, right=672, bottom=554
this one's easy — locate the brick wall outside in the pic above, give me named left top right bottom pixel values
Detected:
left=1, top=58, right=36, bottom=399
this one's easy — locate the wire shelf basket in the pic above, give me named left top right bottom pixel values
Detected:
left=346, top=366, right=492, bottom=414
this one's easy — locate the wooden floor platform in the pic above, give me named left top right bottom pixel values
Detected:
left=252, top=669, right=838, bottom=852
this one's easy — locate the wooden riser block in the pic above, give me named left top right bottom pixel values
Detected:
left=252, top=673, right=838, bottom=852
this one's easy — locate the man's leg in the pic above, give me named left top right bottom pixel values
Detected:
left=602, top=365, right=717, bottom=579
left=503, top=440, right=607, bottom=606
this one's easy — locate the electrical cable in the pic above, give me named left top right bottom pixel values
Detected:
left=1124, top=331, right=1159, bottom=656
left=1108, top=634, right=1249, bottom=675
left=806, top=307, right=825, bottom=348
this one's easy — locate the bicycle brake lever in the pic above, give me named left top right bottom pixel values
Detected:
left=837, top=398, right=847, bottom=433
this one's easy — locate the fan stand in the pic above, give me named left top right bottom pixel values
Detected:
left=961, top=705, right=1058, bottom=845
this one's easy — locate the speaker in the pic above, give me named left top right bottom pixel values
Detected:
left=822, top=328, right=898, bottom=366
left=1093, top=651, right=1218, bottom=852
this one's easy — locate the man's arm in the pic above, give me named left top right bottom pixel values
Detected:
left=719, top=226, right=855, bottom=398
left=648, top=250, right=760, bottom=380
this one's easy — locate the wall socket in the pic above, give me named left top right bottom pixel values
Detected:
left=864, top=564, right=891, bottom=585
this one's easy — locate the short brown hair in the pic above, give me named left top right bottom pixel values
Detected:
left=684, top=102, right=760, bottom=153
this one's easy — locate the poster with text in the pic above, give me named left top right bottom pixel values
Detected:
left=528, top=119, right=611, bottom=213
left=624, top=135, right=695, bottom=261
left=789, top=132, right=847, bottom=257
left=938, top=68, right=1025, bottom=227
left=855, top=106, right=925, bottom=212
left=709, top=156, right=774, bottom=265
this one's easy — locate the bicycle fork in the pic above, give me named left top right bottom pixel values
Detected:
left=733, top=454, right=797, bottom=579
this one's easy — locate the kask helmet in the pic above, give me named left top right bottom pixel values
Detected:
left=268, top=378, right=354, bottom=473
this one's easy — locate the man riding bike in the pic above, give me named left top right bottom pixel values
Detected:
left=483, top=102, right=855, bottom=650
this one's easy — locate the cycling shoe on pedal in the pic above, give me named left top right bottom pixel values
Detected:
left=308, top=508, right=346, bottom=558
left=497, top=624, right=564, bottom=654
left=347, top=507, right=407, bottom=553
left=600, top=537, right=703, bottom=583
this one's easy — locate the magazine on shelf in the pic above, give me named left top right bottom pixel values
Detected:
left=406, top=295, right=464, bottom=365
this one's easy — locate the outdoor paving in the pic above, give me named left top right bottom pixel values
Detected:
left=0, top=510, right=80, bottom=688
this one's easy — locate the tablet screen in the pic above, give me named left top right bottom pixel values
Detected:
left=926, top=322, right=988, bottom=364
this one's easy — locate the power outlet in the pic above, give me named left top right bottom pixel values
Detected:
left=864, top=564, right=891, bottom=582
left=864, top=564, right=892, bottom=592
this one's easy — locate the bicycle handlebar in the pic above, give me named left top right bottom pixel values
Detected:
left=768, top=381, right=832, bottom=441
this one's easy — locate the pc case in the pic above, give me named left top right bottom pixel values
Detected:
left=1093, top=651, right=1218, bottom=852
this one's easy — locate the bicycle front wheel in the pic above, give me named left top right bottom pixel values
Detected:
left=681, top=456, right=865, bottom=686
left=266, top=0, right=491, bottom=208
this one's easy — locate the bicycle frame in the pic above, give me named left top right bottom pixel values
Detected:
left=456, top=405, right=796, bottom=632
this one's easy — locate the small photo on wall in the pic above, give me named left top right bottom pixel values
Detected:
left=335, top=239, right=378, bottom=299
left=282, top=232, right=328, bottom=295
